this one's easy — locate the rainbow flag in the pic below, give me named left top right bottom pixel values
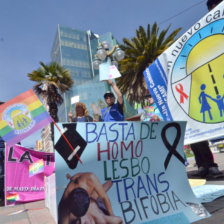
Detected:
left=29, top=159, right=44, bottom=177
left=6, top=193, right=20, bottom=203
left=0, top=89, right=52, bottom=146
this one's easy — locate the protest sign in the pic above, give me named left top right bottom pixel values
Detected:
left=0, top=89, right=52, bottom=147
left=5, top=144, right=54, bottom=206
left=143, top=2, right=224, bottom=144
left=99, top=59, right=121, bottom=81
left=54, top=121, right=209, bottom=223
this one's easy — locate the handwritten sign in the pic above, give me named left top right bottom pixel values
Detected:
left=54, top=122, right=209, bottom=223
left=99, top=59, right=121, bottom=81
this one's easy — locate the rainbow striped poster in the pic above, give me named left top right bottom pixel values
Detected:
left=29, top=159, right=44, bottom=177
left=0, top=89, right=52, bottom=146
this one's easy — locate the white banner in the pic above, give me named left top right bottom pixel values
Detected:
left=144, top=2, right=224, bottom=144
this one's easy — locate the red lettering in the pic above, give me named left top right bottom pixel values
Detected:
left=97, top=142, right=110, bottom=161
left=112, top=142, right=119, bottom=159
left=121, top=141, right=134, bottom=158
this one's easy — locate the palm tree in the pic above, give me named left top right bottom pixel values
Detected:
left=28, top=61, right=73, bottom=122
left=117, top=22, right=181, bottom=106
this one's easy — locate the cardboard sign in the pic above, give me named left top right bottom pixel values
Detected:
left=99, top=59, right=121, bottom=81
left=55, top=121, right=209, bottom=223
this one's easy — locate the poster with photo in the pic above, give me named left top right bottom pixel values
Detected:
left=55, top=121, right=209, bottom=224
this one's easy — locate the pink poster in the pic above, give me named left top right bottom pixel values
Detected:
left=5, top=144, right=55, bottom=206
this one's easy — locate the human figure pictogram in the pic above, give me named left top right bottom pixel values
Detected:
left=208, top=94, right=224, bottom=117
left=199, top=84, right=213, bottom=122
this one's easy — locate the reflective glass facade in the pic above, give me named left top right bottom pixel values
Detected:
left=51, top=25, right=136, bottom=121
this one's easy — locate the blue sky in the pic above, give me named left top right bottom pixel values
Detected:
left=0, top=0, right=208, bottom=147
left=0, top=0, right=208, bottom=102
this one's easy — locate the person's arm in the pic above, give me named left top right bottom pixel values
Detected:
left=206, top=94, right=214, bottom=101
left=91, top=180, right=113, bottom=200
left=199, top=94, right=202, bottom=104
left=89, top=173, right=114, bottom=216
left=68, top=112, right=73, bottom=122
left=107, top=80, right=123, bottom=105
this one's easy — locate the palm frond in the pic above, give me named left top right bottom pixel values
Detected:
left=117, top=23, right=181, bottom=105
left=27, top=61, right=73, bottom=124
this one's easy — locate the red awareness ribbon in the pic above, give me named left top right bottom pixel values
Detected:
left=175, top=83, right=189, bottom=104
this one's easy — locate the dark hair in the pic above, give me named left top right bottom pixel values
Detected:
left=0, top=102, right=4, bottom=105
left=207, top=0, right=222, bottom=9
left=104, top=92, right=115, bottom=99
left=69, top=188, right=90, bottom=218
left=145, top=94, right=152, bottom=98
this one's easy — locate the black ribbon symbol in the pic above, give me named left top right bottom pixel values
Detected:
left=161, top=122, right=185, bottom=170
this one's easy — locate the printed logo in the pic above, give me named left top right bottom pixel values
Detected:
left=171, top=19, right=224, bottom=123
left=3, top=104, right=35, bottom=134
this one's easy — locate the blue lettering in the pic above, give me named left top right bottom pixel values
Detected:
left=113, top=179, right=122, bottom=202
left=108, top=123, right=119, bottom=142
left=97, top=123, right=108, bottom=142
left=158, top=172, right=170, bottom=192
left=118, top=123, right=128, bottom=140
left=146, top=174, right=159, bottom=194
left=125, top=123, right=135, bottom=141
left=86, top=123, right=97, bottom=143
left=124, top=177, right=136, bottom=201
left=137, top=176, right=148, bottom=198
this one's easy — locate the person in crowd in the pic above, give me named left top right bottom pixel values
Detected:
left=140, top=93, right=163, bottom=122
left=190, top=0, right=223, bottom=178
left=207, top=0, right=223, bottom=10
left=58, top=172, right=123, bottom=224
left=191, top=141, right=221, bottom=178
left=101, top=80, right=124, bottom=122
left=68, top=102, right=93, bottom=122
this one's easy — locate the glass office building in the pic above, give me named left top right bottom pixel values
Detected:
left=51, top=25, right=136, bottom=121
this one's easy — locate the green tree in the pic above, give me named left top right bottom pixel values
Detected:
left=28, top=62, right=73, bottom=140
left=117, top=22, right=181, bottom=105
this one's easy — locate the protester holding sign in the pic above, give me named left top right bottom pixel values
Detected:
left=101, top=80, right=124, bottom=121
left=68, top=102, right=93, bottom=122
left=140, top=93, right=163, bottom=122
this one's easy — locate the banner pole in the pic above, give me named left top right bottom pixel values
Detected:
left=52, top=120, right=82, bottom=164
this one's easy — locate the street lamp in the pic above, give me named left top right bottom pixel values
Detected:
left=93, top=41, right=125, bottom=70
